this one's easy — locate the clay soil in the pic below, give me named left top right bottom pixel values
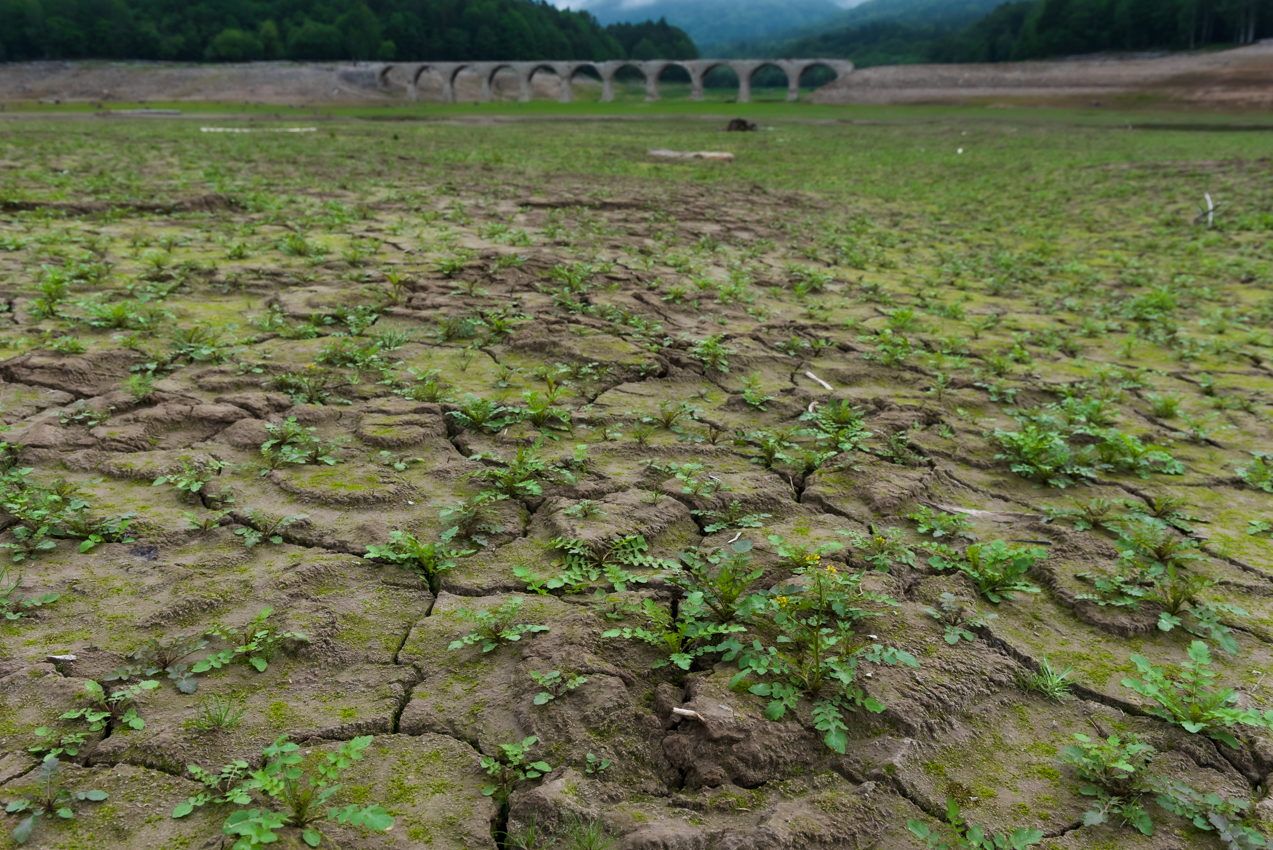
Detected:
left=0, top=114, right=1272, bottom=850
left=811, top=41, right=1273, bottom=110
left=3, top=42, right=1272, bottom=110
left=0, top=61, right=594, bottom=107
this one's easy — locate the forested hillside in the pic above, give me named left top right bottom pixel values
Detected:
left=716, top=0, right=1005, bottom=59
left=935, top=0, right=1270, bottom=62
left=0, top=0, right=694, bottom=63
left=762, top=0, right=1272, bottom=67
left=604, top=18, right=698, bottom=61
left=574, top=0, right=844, bottom=52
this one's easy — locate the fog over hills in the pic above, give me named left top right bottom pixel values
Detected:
left=558, top=0, right=865, bottom=49
left=557, top=0, right=1007, bottom=55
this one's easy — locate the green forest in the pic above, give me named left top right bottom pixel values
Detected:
left=0, top=0, right=695, bottom=63
left=0, top=0, right=1267, bottom=66
left=772, top=0, right=1272, bottom=67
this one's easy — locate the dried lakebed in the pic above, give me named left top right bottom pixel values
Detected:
left=0, top=116, right=1272, bottom=849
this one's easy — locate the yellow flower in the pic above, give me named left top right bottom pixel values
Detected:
left=806, top=553, right=820, bottom=562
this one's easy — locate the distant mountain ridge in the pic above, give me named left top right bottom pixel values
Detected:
left=709, top=0, right=1009, bottom=56
left=566, top=0, right=851, bottom=51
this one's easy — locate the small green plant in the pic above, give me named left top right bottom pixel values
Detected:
left=1059, top=732, right=1156, bottom=835
left=260, top=418, right=345, bottom=468
left=111, top=632, right=210, bottom=693
left=678, top=462, right=726, bottom=497
left=739, top=371, right=774, bottom=410
left=1, top=565, right=59, bottom=620
left=518, top=390, right=572, bottom=435
left=434, top=491, right=508, bottom=546
left=1151, top=779, right=1269, bottom=848
left=270, top=365, right=348, bottom=405
left=58, top=399, right=111, bottom=427
left=28, top=715, right=92, bottom=758
left=907, top=798, right=1043, bottom=850
left=464, top=442, right=559, bottom=497
left=646, top=400, right=700, bottom=431
left=1146, top=392, right=1182, bottom=419
left=170, top=324, right=231, bottom=363
left=562, top=500, right=606, bottom=519
left=449, top=393, right=515, bottom=434
left=559, top=813, right=616, bottom=850
left=48, top=335, right=88, bottom=354
left=174, top=735, right=392, bottom=849
left=739, top=428, right=796, bottom=469
left=930, top=540, right=1045, bottom=604
left=548, top=535, right=666, bottom=593
left=203, top=607, right=310, bottom=673
left=448, top=597, right=549, bottom=653
left=364, top=527, right=472, bottom=591
left=530, top=670, right=588, bottom=705
left=686, top=334, right=734, bottom=373
left=839, top=526, right=915, bottom=572
left=481, top=737, right=552, bottom=802
left=583, top=753, right=611, bottom=775
left=1016, top=656, right=1073, bottom=701
left=766, top=534, right=845, bottom=572
left=125, top=371, right=156, bottom=401
left=4, top=755, right=108, bottom=845
left=668, top=538, right=764, bottom=624
left=923, top=593, right=996, bottom=644
left=727, top=560, right=914, bottom=753
left=371, top=450, right=424, bottom=472
left=1236, top=452, right=1273, bottom=493
left=859, top=328, right=912, bottom=365
left=1109, top=516, right=1206, bottom=585
left=799, top=399, right=872, bottom=453
left=506, top=817, right=547, bottom=850
left=395, top=367, right=451, bottom=403
left=603, top=597, right=744, bottom=671
left=1122, top=641, right=1269, bottom=749
left=1042, top=497, right=1130, bottom=531
left=171, top=759, right=251, bottom=816
left=993, top=424, right=1097, bottom=488
left=153, top=457, right=228, bottom=496
left=60, top=679, right=159, bottom=733
left=693, top=501, right=771, bottom=534
left=1150, top=565, right=1246, bottom=655
left=185, top=694, right=248, bottom=732
left=908, top=507, right=975, bottom=541
left=235, top=510, right=309, bottom=548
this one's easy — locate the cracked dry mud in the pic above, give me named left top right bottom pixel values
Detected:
left=1, top=116, right=1272, bottom=850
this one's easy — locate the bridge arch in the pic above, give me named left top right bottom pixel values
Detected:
left=482, top=62, right=519, bottom=101
left=682, top=60, right=731, bottom=101
left=792, top=60, right=845, bottom=100
left=380, top=58, right=852, bottom=104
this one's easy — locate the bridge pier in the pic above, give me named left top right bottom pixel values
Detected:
left=379, top=58, right=854, bottom=106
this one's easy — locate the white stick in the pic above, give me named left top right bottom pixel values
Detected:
left=671, top=707, right=705, bottom=721
left=727, top=532, right=742, bottom=544
left=805, top=371, right=832, bottom=390
left=1206, top=193, right=1214, bottom=227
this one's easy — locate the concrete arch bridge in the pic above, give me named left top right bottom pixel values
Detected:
left=377, top=59, right=853, bottom=104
